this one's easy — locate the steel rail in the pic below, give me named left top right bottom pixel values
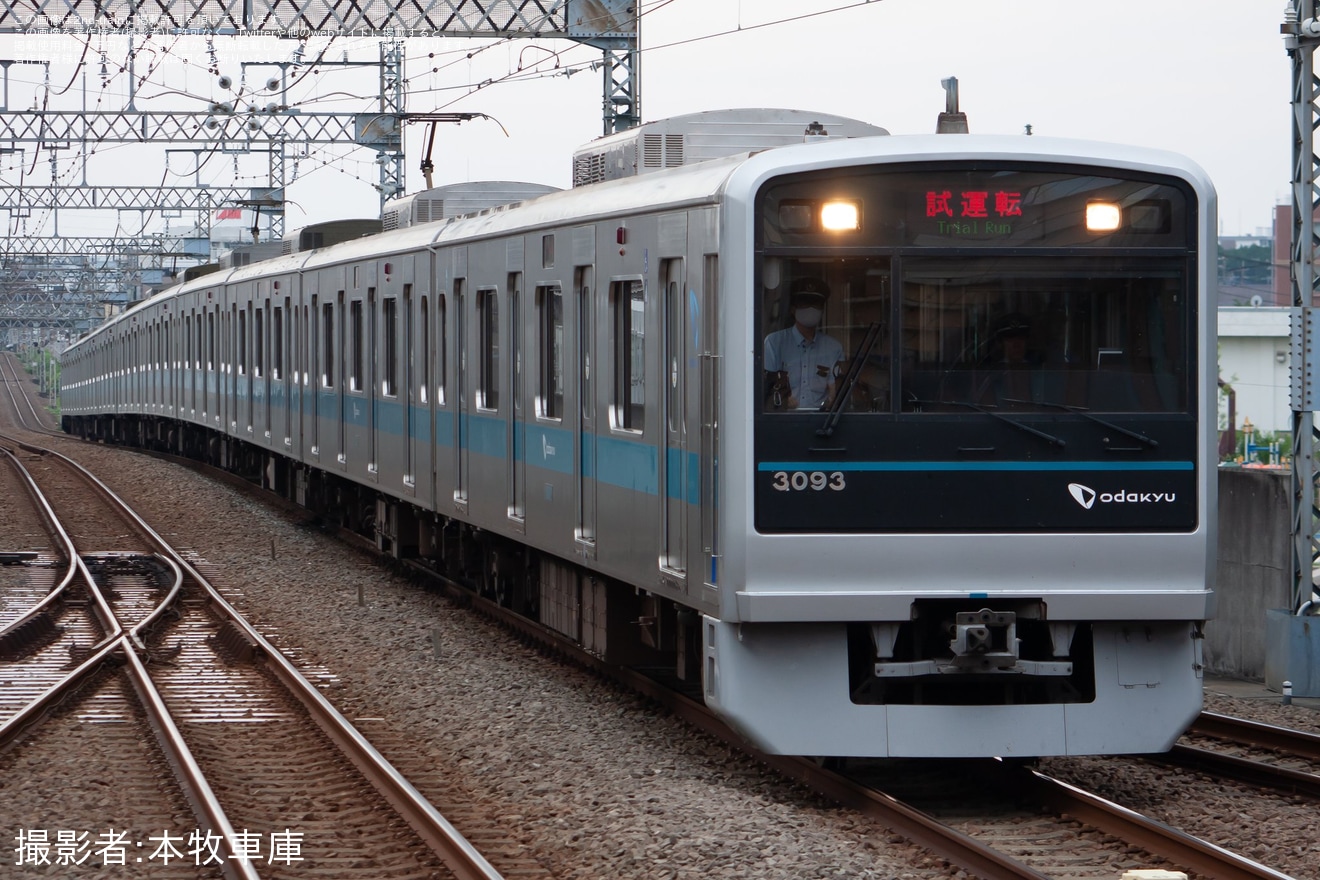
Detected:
left=0, top=427, right=260, bottom=876
left=183, top=559, right=505, bottom=880
left=119, top=638, right=261, bottom=880
left=0, top=355, right=51, bottom=430
left=0, top=441, right=128, bottom=644
left=398, top=556, right=1053, bottom=880
left=1, top=431, right=505, bottom=880
left=129, top=553, right=186, bottom=651
left=1007, top=763, right=1298, bottom=880
left=0, top=444, right=80, bottom=645
left=0, top=638, right=124, bottom=746
left=0, top=620, right=259, bottom=878
left=1153, top=745, right=1320, bottom=799
left=1191, top=711, right=1320, bottom=761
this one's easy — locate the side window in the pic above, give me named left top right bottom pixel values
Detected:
left=254, top=306, right=265, bottom=379
left=478, top=288, right=499, bottom=410
left=538, top=285, right=564, bottom=419
left=438, top=292, right=448, bottom=406
left=238, top=308, right=247, bottom=376
left=383, top=296, right=398, bottom=397
left=322, top=302, right=335, bottom=388
left=272, top=306, right=283, bottom=380
left=350, top=299, right=364, bottom=392
left=612, top=279, right=645, bottom=431
left=419, top=293, right=429, bottom=405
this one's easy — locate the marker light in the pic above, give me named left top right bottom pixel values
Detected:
left=779, top=202, right=814, bottom=231
left=820, top=200, right=861, bottom=232
left=1086, top=201, right=1122, bottom=232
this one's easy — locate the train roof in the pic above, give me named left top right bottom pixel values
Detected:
left=67, top=131, right=1213, bottom=352
left=297, top=150, right=755, bottom=271
left=724, top=132, right=1216, bottom=197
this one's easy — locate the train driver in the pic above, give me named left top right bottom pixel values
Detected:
left=764, top=277, right=845, bottom=410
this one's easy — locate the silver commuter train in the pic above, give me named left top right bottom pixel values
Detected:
left=61, top=110, right=1217, bottom=758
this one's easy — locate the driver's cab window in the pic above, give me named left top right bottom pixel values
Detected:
left=897, top=257, right=1188, bottom=415
left=760, top=257, right=890, bottom=413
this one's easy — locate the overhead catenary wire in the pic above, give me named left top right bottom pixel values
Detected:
left=2, top=0, right=887, bottom=244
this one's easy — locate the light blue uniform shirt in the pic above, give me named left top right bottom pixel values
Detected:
left=764, top=326, right=845, bottom=409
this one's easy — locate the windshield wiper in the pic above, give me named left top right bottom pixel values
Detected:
left=1005, top=398, right=1159, bottom=449
left=911, top=398, right=1067, bottom=449
left=817, top=322, right=883, bottom=438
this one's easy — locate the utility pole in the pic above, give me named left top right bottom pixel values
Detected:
left=1283, top=1, right=1320, bottom=617
left=1277, top=1, right=1320, bottom=696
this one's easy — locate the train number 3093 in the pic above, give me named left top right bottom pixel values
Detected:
left=771, top=471, right=846, bottom=492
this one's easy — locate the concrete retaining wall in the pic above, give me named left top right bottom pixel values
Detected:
left=1205, top=467, right=1293, bottom=679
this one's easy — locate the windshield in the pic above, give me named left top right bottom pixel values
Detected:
left=759, top=255, right=1188, bottom=416
left=898, top=256, right=1188, bottom=415
left=761, top=257, right=891, bottom=413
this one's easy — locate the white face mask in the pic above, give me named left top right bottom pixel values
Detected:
left=795, top=306, right=823, bottom=329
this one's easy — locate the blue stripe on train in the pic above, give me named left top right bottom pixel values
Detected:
left=756, top=460, right=1194, bottom=472
left=301, top=393, right=701, bottom=501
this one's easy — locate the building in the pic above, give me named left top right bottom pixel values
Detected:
left=1218, top=306, right=1292, bottom=458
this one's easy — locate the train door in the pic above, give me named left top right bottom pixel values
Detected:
left=368, top=285, right=378, bottom=477
left=196, top=306, right=204, bottom=421
left=292, top=296, right=303, bottom=454
left=262, top=298, right=273, bottom=445
left=428, top=287, right=447, bottom=509
left=277, top=294, right=290, bottom=449
left=311, top=294, right=321, bottom=457
left=661, top=258, right=687, bottom=578
left=343, top=288, right=353, bottom=467
left=575, top=265, right=597, bottom=558
left=152, top=320, right=161, bottom=414
left=454, top=279, right=468, bottom=506
left=133, top=326, right=141, bottom=413
left=255, top=299, right=268, bottom=444
left=160, top=319, right=168, bottom=414
left=402, top=283, right=415, bottom=491
left=205, top=304, right=214, bottom=425
left=509, top=272, right=525, bottom=525
left=227, top=303, right=237, bottom=435
left=301, top=281, right=315, bottom=460
left=241, top=299, right=253, bottom=436
left=148, top=321, right=154, bottom=413
left=700, top=254, right=721, bottom=592
left=185, top=311, right=193, bottom=418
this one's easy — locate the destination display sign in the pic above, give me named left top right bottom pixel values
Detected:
left=760, top=166, right=1190, bottom=248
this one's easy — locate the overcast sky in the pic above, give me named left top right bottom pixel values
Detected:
left=0, top=1, right=1294, bottom=239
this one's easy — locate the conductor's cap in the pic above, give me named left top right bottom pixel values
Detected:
left=790, top=277, right=830, bottom=304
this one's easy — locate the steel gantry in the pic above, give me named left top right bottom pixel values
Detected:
left=0, top=0, right=640, bottom=337
left=0, top=0, right=641, bottom=135
left=1284, top=1, right=1320, bottom=616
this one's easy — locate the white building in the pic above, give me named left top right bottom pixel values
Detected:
left=1217, top=307, right=1292, bottom=445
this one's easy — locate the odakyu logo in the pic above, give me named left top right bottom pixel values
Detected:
left=1067, top=482, right=1176, bottom=510
left=1068, top=483, right=1097, bottom=509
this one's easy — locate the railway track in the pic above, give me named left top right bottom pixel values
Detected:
left=0, top=395, right=509, bottom=877
left=3, top=352, right=1315, bottom=879
left=1141, top=712, right=1320, bottom=799
left=428, top=566, right=1305, bottom=880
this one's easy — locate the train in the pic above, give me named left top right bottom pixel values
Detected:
left=59, top=109, right=1218, bottom=758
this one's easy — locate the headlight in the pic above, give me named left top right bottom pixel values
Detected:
left=1085, top=201, right=1122, bottom=232
left=820, top=200, right=861, bottom=232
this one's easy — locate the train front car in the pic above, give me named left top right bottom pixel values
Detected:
left=707, top=136, right=1216, bottom=758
